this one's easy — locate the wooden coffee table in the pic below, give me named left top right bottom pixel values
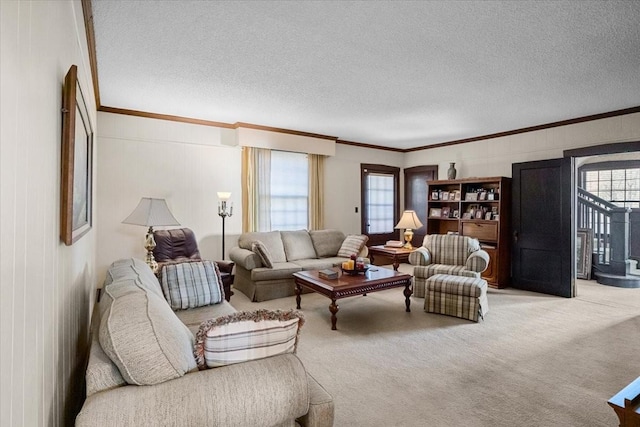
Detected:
left=368, top=245, right=414, bottom=271
left=293, top=268, right=413, bottom=330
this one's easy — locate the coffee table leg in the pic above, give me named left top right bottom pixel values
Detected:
left=295, top=283, right=302, bottom=309
left=393, top=255, right=400, bottom=271
left=329, top=299, right=339, bottom=330
left=404, top=282, right=412, bottom=312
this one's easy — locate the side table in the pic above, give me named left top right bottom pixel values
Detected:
left=368, top=245, right=414, bottom=271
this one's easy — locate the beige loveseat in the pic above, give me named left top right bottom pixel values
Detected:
left=229, top=229, right=368, bottom=302
left=76, top=258, right=334, bottom=426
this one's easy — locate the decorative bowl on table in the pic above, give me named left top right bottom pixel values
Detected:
left=341, top=265, right=370, bottom=276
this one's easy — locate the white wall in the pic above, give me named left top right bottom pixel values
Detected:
left=96, top=112, right=242, bottom=280
left=325, top=144, right=405, bottom=234
left=96, top=114, right=406, bottom=277
left=406, top=113, right=640, bottom=178
left=0, top=1, right=97, bottom=426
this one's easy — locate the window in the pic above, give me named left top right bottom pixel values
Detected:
left=366, top=173, right=395, bottom=233
left=269, top=150, right=309, bottom=230
left=580, top=161, right=640, bottom=208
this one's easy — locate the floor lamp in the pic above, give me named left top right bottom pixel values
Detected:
left=217, top=192, right=233, bottom=259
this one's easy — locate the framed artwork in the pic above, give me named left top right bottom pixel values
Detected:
left=452, top=209, right=459, bottom=218
left=576, top=228, right=593, bottom=279
left=475, top=209, right=484, bottom=219
left=452, top=190, right=461, bottom=201
left=429, top=207, right=442, bottom=218
left=441, top=191, right=450, bottom=201
left=465, top=192, right=478, bottom=201
left=441, top=207, right=451, bottom=218
left=61, top=65, right=93, bottom=245
left=431, top=191, right=439, bottom=200
left=479, top=191, right=487, bottom=201
left=485, top=212, right=492, bottom=220
left=462, top=212, right=472, bottom=219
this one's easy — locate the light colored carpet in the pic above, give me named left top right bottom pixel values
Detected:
left=230, top=265, right=640, bottom=427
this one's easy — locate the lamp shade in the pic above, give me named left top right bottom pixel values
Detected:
left=394, top=210, right=423, bottom=229
left=122, top=198, right=180, bottom=227
left=217, top=192, right=231, bottom=201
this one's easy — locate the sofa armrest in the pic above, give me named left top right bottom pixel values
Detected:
left=466, top=249, right=490, bottom=273
left=297, top=373, right=334, bottom=427
left=216, top=260, right=234, bottom=274
left=77, top=354, right=310, bottom=427
left=408, top=247, right=432, bottom=266
left=229, top=247, right=261, bottom=270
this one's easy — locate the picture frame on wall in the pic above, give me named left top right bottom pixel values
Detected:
left=61, top=64, right=93, bottom=246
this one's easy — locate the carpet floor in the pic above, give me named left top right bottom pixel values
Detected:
left=230, top=265, right=640, bottom=427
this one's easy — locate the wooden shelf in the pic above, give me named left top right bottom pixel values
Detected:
left=427, top=176, right=511, bottom=288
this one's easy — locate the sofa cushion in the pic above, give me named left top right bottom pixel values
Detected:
left=281, top=230, right=318, bottom=261
left=425, top=234, right=480, bottom=265
left=251, top=240, right=274, bottom=268
left=194, top=309, right=304, bottom=369
left=251, top=262, right=303, bottom=281
left=159, top=260, right=225, bottom=310
left=99, top=280, right=197, bottom=385
left=175, top=300, right=238, bottom=335
left=337, top=234, right=369, bottom=258
left=103, top=258, right=163, bottom=298
left=413, top=264, right=481, bottom=280
left=238, top=231, right=287, bottom=263
left=292, top=257, right=344, bottom=270
left=309, top=229, right=346, bottom=258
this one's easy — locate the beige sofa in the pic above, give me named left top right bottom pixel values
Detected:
left=76, top=258, right=334, bottom=426
left=229, top=229, right=368, bottom=302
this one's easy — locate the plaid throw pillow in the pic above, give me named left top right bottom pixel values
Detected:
left=194, top=309, right=304, bottom=369
left=337, top=234, right=369, bottom=258
left=160, top=260, right=224, bottom=310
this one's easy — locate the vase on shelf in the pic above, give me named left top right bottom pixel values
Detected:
left=447, top=162, right=457, bottom=180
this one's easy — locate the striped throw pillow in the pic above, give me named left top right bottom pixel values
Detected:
left=194, top=309, right=304, bottom=369
left=337, top=234, right=369, bottom=258
left=251, top=240, right=274, bottom=268
left=160, top=260, right=224, bottom=310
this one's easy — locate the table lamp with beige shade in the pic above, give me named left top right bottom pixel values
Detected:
left=394, top=210, right=424, bottom=249
left=122, top=197, right=180, bottom=273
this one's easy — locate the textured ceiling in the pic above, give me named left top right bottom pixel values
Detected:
left=91, top=0, right=640, bottom=150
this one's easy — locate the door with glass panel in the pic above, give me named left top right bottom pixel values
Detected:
left=361, top=164, right=400, bottom=246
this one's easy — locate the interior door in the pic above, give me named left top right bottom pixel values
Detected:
left=361, top=164, right=400, bottom=246
left=512, top=157, right=575, bottom=297
left=404, top=165, right=438, bottom=247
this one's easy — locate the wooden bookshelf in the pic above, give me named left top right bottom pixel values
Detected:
left=426, top=176, right=511, bottom=288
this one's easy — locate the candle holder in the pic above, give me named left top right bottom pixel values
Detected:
left=217, top=192, right=233, bottom=259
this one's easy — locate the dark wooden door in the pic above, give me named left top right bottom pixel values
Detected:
left=361, top=164, right=400, bottom=246
left=512, top=158, right=574, bottom=297
left=404, top=166, right=437, bottom=247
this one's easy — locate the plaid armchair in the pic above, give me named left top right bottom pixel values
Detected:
left=408, top=234, right=489, bottom=298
